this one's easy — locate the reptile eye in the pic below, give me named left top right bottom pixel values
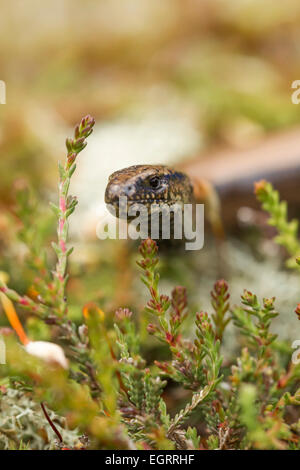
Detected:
left=149, top=176, right=160, bottom=189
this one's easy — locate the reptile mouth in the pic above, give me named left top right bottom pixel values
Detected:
left=106, top=198, right=183, bottom=219
left=106, top=198, right=182, bottom=207
left=129, top=199, right=171, bottom=203
left=126, top=197, right=179, bottom=204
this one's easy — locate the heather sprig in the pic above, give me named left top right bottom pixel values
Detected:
left=138, top=240, right=205, bottom=391
left=1, top=116, right=95, bottom=322
left=51, top=115, right=95, bottom=316
left=229, top=289, right=300, bottom=449
left=136, top=239, right=224, bottom=443
left=255, top=180, right=300, bottom=327
left=165, top=313, right=223, bottom=440
left=115, top=311, right=167, bottom=418
left=232, top=291, right=278, bottom=357
left=137, top=238, right=187, bottom=354
left=114, top=320, right=172, bottom=448
left=255, top=179, right=300, bottom=268
left=194, top=312, right=223, bottom=385
left=211, top=279, right=231, bottom=341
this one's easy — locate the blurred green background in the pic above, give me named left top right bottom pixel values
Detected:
left=1, top=0, right=300, bottom=194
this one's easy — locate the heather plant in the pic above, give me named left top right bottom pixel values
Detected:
left=254, top=180, right=300, bottom=269
left=0, top=117, right=299, bottom=449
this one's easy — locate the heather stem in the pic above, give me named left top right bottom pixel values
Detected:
left=51, top=115, right=95, bottom=316
left=0, top=278, right=49, bottom=318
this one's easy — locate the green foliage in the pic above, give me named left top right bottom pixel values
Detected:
left=211, top=280, right=231, bottom=341
left=232, top=291, right=278, bottom=356
left=255, top=179, right=300, bottom=268
left=0, top=122, right=299, bottom=450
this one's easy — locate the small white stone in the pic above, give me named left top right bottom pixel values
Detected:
left=25, top=341, right=69, bottom=369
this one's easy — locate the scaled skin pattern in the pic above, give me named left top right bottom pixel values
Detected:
left=105, top=164, right=194, bottom=219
